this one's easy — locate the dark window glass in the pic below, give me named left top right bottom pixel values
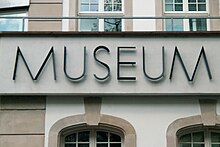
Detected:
left=189, top=4, right=196, bottom=11
left=110, top=143, right=121, bottom=147
left=198, top=0, right=206, bottom=2
left=180, top=134, right=191, bottom=142
left=193, top=132, right=204, bottom=142
left=97, top=131, right=108, bottom=142
left=175, top=0, right=183, bottom=3
left=104, top=18, right=122, bottom=32
left=78, top=131, right=90, bottom=142
left=97, top=144, right=108, bottom=147
left=65, top=144, right=76, bottom=147
left=193, top=144, right=204, bottom=147
left=175, top=4, right=183, bottom=11
left=198, top=4, right=206, bottom=11
left=110, top=133, right=121, bottom=142
left=189, top=18, right=207, bottom=31
left=65, top=133, right=76, bottom=142
left=211, top=132, right=220, bottom=143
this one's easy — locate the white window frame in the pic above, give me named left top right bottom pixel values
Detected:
left=79, top=0, right=124, bottom=14
left=78, top=0, right=124, bottom=31
left=163, top=0, right=209, bottom=31
left=164, top=0, right=209, bottom=13
left=177, top=127, right=220, bottom=147
left=62, top=128, right=124, bottom=147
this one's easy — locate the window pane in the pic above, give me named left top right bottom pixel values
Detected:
left=90, top=4, right=98, bottom=11
left=97, top=144, right=108, bottom=147
left=81, top=4, right=90, bottom=11
left=78, top=131, right=90, bottom=142
left=105, top=0, right=112, bottom=3
left=188, top=0, right=196, bottom=2
left=65, top=144, right=76, bottom=147
left=0, top=13, right=26, bottom=32
left=198, top=0, right=206, bottom=2
left=114, top=4, right=122, bottom=11
left=193, top=132, right=204, bottom=142
left=165, top=4, right=173, bottom=11
left=110, top=133, right=121, bottom=142
left=196, top=18, right=207, bottom=31
left=193, top=144, right=204, bottom=147
left=175, top=0, right=182, bottom=2
left=189, top=4, right=197, bottom=11
left=91, top=0, right=98, bottom=2
left=166, top=19, right=183, bottom=31
left=81, top=0, right=89, bottom=2
left=97, top=131, right=108, bottom=142
left=179, top=134, right=191, bottom=142
left=114, top=0, right=122, bottom=3
left=104, top=18, right=122, bottom=32
left=165, top=0, right=173, bottom=3
left=198, top=4, right=206, bottom=11
left=179, top=143, right=191, bottom=147
left=212, top=145, right=220, bottom=147
left=78, top=143, right=89, bottom=147
left=175, top=4, right=183, bottom=11
left=65, top=134, right=76, bottom=142
left=80, top=19, right=98, bottom=31
left=110, top=143, right=121, bottom=147
left=211, top=132, right=220, bottom=143
left=104, top=4, right=112, bottom=11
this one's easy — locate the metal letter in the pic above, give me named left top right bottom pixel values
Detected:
left=64, top=46, right=86, bottom=81
left=13, top=46, right=56, bottom=81
left=143, top=46, right=165, bottom=81
left=117, top=46, right=136, bottom=81
left=169, top=46, right=212, bottom=82
left=93, top=45, right=111, bottom=81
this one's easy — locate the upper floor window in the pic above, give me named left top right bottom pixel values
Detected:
left=63, top=129, right=123, bottom=147
left=165, top=0, right=183, bottom=11
left=80, top=0, right=123, bottom=12
left=178, top=128, right=220, bottom=147
left=0, top=0, right=29, bottom=32
left=0, top=12, right=27, bottom=31
left=164, top=0, right=207, bottom=12
left=79, top=0, right=123, bottom=32
left=188, top=0, right=206, bottom=11
left=164, top=0, right=208, bottom=31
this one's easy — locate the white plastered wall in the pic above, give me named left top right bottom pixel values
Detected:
left=44, top=96, right=202, bottom=147
left=133, top=0, right=156, bottom=31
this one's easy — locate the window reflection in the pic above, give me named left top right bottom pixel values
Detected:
left=0, top=13, right=26, bottom=32
left=104, top=18, right=122, bottom=32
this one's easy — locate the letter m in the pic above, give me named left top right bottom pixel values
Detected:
left=169, top=46, right=212, bottom=82
left=13, top=46, right=56, bottom=81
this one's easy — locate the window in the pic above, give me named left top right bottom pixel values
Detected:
left=165, top=0, right=183, bottom=11
left=0, top=12, right=27, bottom=31
left=0, top=0, right=29, bottom=31
left=164, top=0, right=208, bottom=31
left=188, top=0, right=206, bottom=11
left=63, top=129, right=123, bottom=147
left=166, top=19, right=183, bottom=31
left=79, top=0, right=123, bottom=32
left=189, top=18, right=207, bottom=31
left=178, top=128, right=220, bottom=147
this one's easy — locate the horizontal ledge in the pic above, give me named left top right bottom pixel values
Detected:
left=1, top=31, right=220, bottom=38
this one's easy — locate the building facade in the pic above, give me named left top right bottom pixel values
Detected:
left=1, top=1, right=220, bottom=147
